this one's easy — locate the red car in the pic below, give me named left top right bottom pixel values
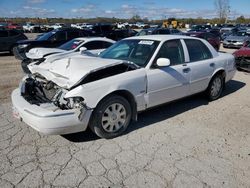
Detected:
left=233, top=41, right=250, bottom=72
left=185, top=32, right=220, bottom=51
left=6, top=23, right=22, bottom=30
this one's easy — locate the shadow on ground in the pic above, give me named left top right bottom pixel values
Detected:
left=0, top=52, right=12, bottom=57
left=63, top=79, right=245, bottom=142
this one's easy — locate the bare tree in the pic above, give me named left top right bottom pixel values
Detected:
left=214, top=0, right=230, bottom=22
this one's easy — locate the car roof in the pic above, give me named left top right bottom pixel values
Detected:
left=125, top=34, right=199, bottom=41
left=74, top=37, right=115, bottom=42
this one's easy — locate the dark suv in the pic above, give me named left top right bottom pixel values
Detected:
left=13, top=28, right=90, bottom=60
left=0, top=29, right=27, bottom=54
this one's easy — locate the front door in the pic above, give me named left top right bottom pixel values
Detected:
left=146, top=39, right=191, bottom=108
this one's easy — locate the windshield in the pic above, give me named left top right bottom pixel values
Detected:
left=100, top=39, right=159, bottom=67
left=36, top=30, right=55, bottom=41
left=59, top=39, right=84, bottom=50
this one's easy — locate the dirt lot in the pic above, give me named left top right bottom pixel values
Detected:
left=0, top=34, right=250, bottom=187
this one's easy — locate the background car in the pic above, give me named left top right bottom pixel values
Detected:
left=233, top=42, right=250, bottom=72
left=21, top=37, right=115, bottom=73
left=13, top=28, right=91, bottom=60
left=0, top=29, right=27, bottom=53
left=26, top=37, right=115, bottom=59
left=223, top=30, right=250, bottom=48
left=6, top=23, right=22, bottom=30
left=136, top=28, right=182, bottom=36
left=23, top=22, right=41, bottom=33
left=185, top=32, right=220, bottom=51
left=106, top=29, right=138, bottom=41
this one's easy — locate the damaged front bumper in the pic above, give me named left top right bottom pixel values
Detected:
left=11, top=89, right=92, bottom=135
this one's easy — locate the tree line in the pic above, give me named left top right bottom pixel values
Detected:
left=0, top=16, right=250, bottom=26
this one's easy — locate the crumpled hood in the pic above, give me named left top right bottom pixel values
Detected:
left=26, top=48, right=66, bottom=59
left=30, top=56, right=125, bottom=89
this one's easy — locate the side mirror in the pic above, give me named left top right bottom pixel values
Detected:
left=79, top=47, right=87, bottom=52
left=156, top=58, right=170, bottom=67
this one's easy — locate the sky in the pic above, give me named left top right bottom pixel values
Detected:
left=0, top=0, right=249, bottom=19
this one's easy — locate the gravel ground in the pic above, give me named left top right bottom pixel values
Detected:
left=0, top=34, right=249, bottom=187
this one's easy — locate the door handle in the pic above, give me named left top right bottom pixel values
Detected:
left=183, top=68, right=191, bottom=73
left=210, top=63, right=215, bottom=67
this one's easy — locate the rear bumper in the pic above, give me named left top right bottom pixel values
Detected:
left=11, top=89, right=92, bottom=135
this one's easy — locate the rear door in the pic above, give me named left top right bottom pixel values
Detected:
left=183, top=39, right=215, bottom=94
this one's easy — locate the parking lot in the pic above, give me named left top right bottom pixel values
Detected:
left=0, top=34, right=250, bottom=187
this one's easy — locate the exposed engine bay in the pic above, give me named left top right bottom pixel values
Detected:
left=21, top=74, right=85, bottom=110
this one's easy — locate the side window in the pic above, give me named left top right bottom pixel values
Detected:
left=9, top=30, right=19, bottom=36
left=55, top=31, right=66, bottom=41
left=83, top=41, right=104, bottom=50
left=156, top=39, right=184, bottom=66
left=185, top=39, right=212, bottom=62
left=103, top=41, right=113, bottom=48
left=67, top=31, right=80, bottom=40
left=0, top=31, right=8, bottom=37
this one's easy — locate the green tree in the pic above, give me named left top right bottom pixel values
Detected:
left=236, top=16, right=246, bottom=24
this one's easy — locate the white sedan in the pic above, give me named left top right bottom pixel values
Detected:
left=12, top=35, right=236, bottom=138
left=26, top=37, right=115, bottom=60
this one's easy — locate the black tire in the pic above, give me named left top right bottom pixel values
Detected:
left=207, top=74, right=224, bottom=101
left=89, top=95, right=132, bottom=139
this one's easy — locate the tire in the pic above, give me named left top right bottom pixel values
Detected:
left=89, top=95, right=132, bottom=139
left=207, top=74, right=224, bottom=101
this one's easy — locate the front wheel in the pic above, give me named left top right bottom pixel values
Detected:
left=207, top=74, right=224, bottom=101
left=89, top=95, right=132, bottom=139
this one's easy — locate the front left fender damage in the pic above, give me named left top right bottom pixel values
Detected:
left=64, top=67, right=147, bottom=111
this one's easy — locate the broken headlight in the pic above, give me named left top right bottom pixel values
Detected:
left=65, top=97, right=85, bottom=109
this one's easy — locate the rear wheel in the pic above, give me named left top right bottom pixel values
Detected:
left=89, top=95, right=131, bottom=139
left=207, top=74, right=224, bottom=101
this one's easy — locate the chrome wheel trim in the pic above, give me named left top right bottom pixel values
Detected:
left=211, top=77, right=222, bottom=97
left=101, top=103, right=127, bottom=133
